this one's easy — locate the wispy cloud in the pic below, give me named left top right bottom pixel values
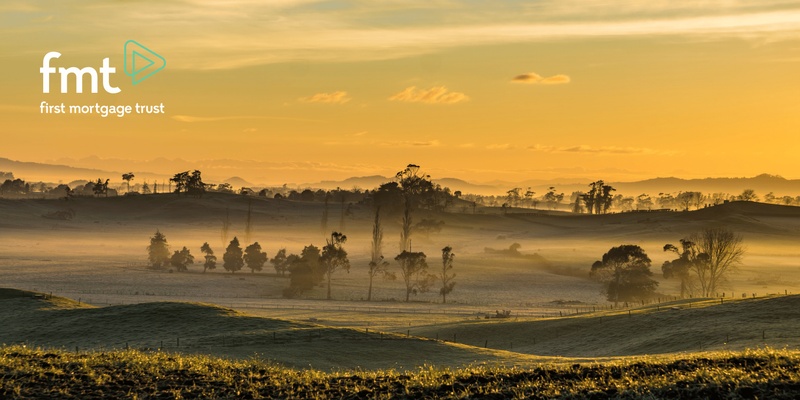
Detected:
left=388, top=86, right=469, bottom=104
left=487, top=143, right=515, bottom=150
left=512, top=72, right=571, bottom=85
left=5, top=1, right=800, bottom=69
left=299, top=91, right=351, bottom=104
left=380, top=139, right=441, bottom=147
left=172, top=115, right=321, bottom=122
left=527, top=144, right=676, bottom=155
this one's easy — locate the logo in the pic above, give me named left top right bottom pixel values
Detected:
left=123, top=40, right=166, bottom=85
left=40, top=41, right=166, bottom=94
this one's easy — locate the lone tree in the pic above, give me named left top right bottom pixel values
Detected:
left=223, top=237, right=244, bottom=273
left=122, top=173, right=135, bottom=193
left=320, top=232, right=351, bottom=300
left=590, top=245, right=658, bottom=305
left=664, top=228, right=745, bottom=297
left=270, top=248, right=289, bottom=276
left=395, top=251, right=434, bottom=302
left=170, top=247, right=194, bottom=272
left=439, top=246, right=456, bottom=304
left=367, top=207, right=394, bottom=301
left=147, top=230, right=170, bottom=269
left=244, top=242, right=268, bottom=273
left=200, top=242, right=216, bottom=272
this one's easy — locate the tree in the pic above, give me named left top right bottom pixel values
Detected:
left=170, top=171, right=189, bottom=194
left=738, top=189, right=759, bottom=202
left=439, top=246, right=456, bottom=303
left=170, top=247, right=194, bottom=272
left=676, top=191, right=703, bottom=211
left=284, top=244, right=323, bottom=297
left=689, top=228, right=744, bottom=297
left=171, top=170, right=207, bottom=197
left=395, top=251, right=434, bottom=302
left=506, top=188, right=522, bottom=208
left=543, top=187, right=564, bottom=210
left=396, top=164, right=434, bottom=251
left=270, top=248, right=289, bottom=276
left=223, top=237, right=244, bottom=273
left=92, top=178, right=109, bottom=197
left=636, top=194, right=653, bottom=211
left=141, top=182, right=151, bottom=195
left=147, top=230, right=170, bottom=269
left=571, top=193, right=584, bottom=213
left=244, top=242, right=268, bottom=273
left=662, top=239, right=702, bottom=298
left=187, top=170, right=206, bottom=197
left=590, top=245, right=658, bottom=305
left=368, top=207, right=394, bottom=301
left=200, top=242, right=216, bottom=272
left=0, top=178, right=30, bottom=195
left=122, top=173, right=135, bottom=193
left=320, top=232, right=350, bottom=300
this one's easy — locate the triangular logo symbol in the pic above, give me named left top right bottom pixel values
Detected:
left=124, top=40, right=166, bottom=85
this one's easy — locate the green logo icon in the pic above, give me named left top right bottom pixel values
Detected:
left=123, top=40, right=166, bottom=85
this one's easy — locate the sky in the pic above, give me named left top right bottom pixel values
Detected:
left=1, top=0, right=800, bottom=185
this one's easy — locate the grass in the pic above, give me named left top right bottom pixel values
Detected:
left=2, top=345, right=800, bottom=399
left=410, top=295, right=800, bottom=357
left=0, top=288, right=544, bottom=371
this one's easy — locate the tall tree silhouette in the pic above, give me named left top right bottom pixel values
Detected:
left=122, top=173, right=135, bottom=193
left=439, top=246, right=456, bottom=304
left=368, top=207, right=394, bottom=301
left=321, top=232, right=350, bottom=300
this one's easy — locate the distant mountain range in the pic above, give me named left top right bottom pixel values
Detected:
left=2, top=157, right=799, bottom=197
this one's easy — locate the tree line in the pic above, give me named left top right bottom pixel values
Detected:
left=147, top=228, right=457, bottom=303
left=145, top=164, right=459, bottom=304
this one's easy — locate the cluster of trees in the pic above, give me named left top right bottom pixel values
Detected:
left=503, top=187, right=565, bottom=210
left=146, top=226, right=456, bottom=304
left=590, top=228, right=745, bottom=303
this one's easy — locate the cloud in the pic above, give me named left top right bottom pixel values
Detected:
left=6, top=1, right=800, bottom=69
left=380, top=140, right=441, bottom=147
left=172, top=115, right=321, bottom=122
left=487, top=143, right=515, bottom=150
left=512, top=72, right=571, bottom=85
left=388, top=86, right=469, bottom=104
left=299, top=91, right=351, bottom=104
left=527, top=144, right=675, bottom=155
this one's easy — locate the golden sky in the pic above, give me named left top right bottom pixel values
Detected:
left=2, top=1, right=800, bottom=185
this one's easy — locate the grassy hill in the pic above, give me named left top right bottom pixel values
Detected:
left=410, top=295, right=800, bottom=357
left=0, top=289, right=543, bottom=371
left=3, top=345, right=799, bottom=399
